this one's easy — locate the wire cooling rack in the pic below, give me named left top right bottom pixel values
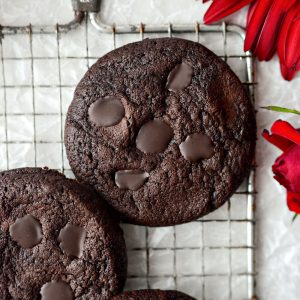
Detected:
left=0, top=1, right=256, bottom=299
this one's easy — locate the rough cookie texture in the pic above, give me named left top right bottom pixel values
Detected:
left=112, top=289, right=196, bottom=300
left=65, top=38, right=256, bottom=226
left=0, top=168, right=127, bottom=299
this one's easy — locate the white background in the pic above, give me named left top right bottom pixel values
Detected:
left=1, top=0, right=300, bottom=299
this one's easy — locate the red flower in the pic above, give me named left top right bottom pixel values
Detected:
left=203, top=0, right=300, bottom=81
left=263, top=120, right=300, bottom=214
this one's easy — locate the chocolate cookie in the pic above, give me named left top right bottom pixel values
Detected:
left=65, top=37, right=256, bottom=226
left=112, top=289, right=196, bottom=300
left=0, top=168, right=127, bottom=299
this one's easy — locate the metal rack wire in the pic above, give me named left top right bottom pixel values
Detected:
left=0, top=2, right=256, bottom=299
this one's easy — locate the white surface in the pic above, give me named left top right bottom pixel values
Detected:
left=1, top=0, right=300, bottom=299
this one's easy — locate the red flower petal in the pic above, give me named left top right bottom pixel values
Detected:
left=296, top=59, right=300, bottom=71
left=280, top=63, right=297, bottom=81
left=252, top=0, right=297, bottom=61
left=244, top=0, right=274, bottom=52
left=247, top=1, right=259, bottom=27
left=253, top=38, right=276, bottom=61
left=271, top=120, right=300, bottom=145
left=204, top=0, right=255, bottom=24
left=273, top=144, right=300, bottom=193
left=287, top=191, right=300, bottom=214
left=262, top=129, right=293, bottom=151
left=273, top=157, right=291, bottom=190
left=285, top=18, right=300, bottom=69
left=277, top=2, right=300, bottom=66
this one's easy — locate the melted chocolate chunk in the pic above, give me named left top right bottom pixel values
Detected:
left=136, top=119, right=173, bottom=154
left=88, top=96, right=125, bottom=127
left=40, top=281, right=73, bottom=300
left=166, top=62, right=193, bottom=91
left=115, top=170, right=149, bottom=191
left=179, top=133, right=214, bottom=162
left=58, top=224, right=87, bottom=258
left=9, top=214, right=42, bottom=249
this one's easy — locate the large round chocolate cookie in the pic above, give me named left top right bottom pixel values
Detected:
left=0, top=168, right=127, bottom=299
left=112, top=289, right=196, bottom=300
left=65, top=38, right=256, bottom=226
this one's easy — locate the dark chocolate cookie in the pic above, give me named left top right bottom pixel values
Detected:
left=65, top=37, right=256, bottom=226
left=112, top=289, right=196, bottom=300
left=0, top=168, right=127, bottom=299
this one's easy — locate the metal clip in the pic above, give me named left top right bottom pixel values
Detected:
left=72, top=0, right=101, bottom=12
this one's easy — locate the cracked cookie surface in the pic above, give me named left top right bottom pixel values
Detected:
left=0, top=168, right=127, bottom=299
left=65, top=38, right=256, bottom=226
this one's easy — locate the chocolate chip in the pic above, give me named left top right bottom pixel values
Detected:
left=136, top=119, right=173, bottom=154
left=115, top=170, right=149, bottom=191
left=166, top=62, right=193, bottom=91
left=58, top=224, right=87, bottom=258
left=40, top=281, right=73, bottom=300
left=88, top=96, right=125, bottom=127
left=179, top=133, right=214, bottom=162
left=9, top=214, right=42, bottom=249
